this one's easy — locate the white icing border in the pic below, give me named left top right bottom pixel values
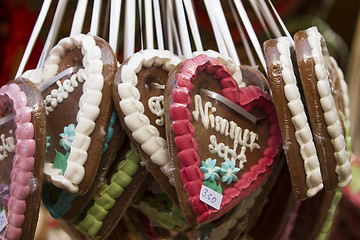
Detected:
left=193, top=50, right=244, bottom=87
left=329, top=57, right=351, bottom=124
left=277, top=37, right=323, bottom=197
left=306, top=27, right=352, bottom=188
left=34, top=34, right=104, bottom=193
left=117, top=49, right=181, bottom=185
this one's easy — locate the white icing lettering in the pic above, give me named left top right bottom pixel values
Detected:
left=148, top=95, right=165, bottom=126
left=192, top=94, right=259, bottom=169
left=0, top=130, right=15, bottom=161
left=209, top=135, right=247, bottom=169
left=44, top=73, right=81, bottom=115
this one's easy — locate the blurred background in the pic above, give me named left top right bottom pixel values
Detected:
left=1, top=0, right=360, bottom=239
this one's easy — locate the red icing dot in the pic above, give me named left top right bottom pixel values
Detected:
left=177, top=149, right=201, bottom=167
left=220, top=77, right=238, bottom=89
left=170, top=104, right=192, bottom=121
left=172, top=120, right=195, bottom=136
left=172, top=87, right=191, bottom=106
left=175, top=134, right=198, bottom=151
left=189, top=196, right=208, bottom=215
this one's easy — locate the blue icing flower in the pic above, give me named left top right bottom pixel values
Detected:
left=220, top=159, right=240, bottom=185
left=46, top=136, right=51, bottom=153
left=200, top=158, right=220, bottom=182
left=59, top=124, right=76, bottom=152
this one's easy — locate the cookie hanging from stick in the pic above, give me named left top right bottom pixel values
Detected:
left=112, top=49, right=182, bottom=203
left=0, top=78, right=46, bottom=240
left=294, top=27, right=351, bottom=191
left=164, top=54, right=282, bottom=227
left=263, top=27, right=352, bottom=200
left=264, top=36, right=323, bottom=200
left=24, top=34, right=117, bottom=195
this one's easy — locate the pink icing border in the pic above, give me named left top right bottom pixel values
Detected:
left=170, top=54, right=282, bottom=223
left=0, top=83, right=35, bottom=240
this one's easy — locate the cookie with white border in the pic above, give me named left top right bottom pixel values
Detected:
left=294, top=27, right=351, bottom=191
left=264, top=36, right=323, bottom=200
left=24, top=34, right=117, bottom=194
left=112, top=49, right=181, bottom=203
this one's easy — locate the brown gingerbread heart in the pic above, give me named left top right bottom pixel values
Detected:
left=112, top=49, right=182, bottom=203
left=27, top=34, right=117, bottom=195
left=0, top=78, right=46, bottom=240
left=164, top=54, right=282, bottom=226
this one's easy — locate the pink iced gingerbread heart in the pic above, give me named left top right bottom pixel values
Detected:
left=0, top=78, right=46, bottom=240
left=164, top=54, right=282, bottom=226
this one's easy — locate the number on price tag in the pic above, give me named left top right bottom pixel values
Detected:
left=0, top=210, right=7, bottom=232
left=199, top=185, right=223, bottom=210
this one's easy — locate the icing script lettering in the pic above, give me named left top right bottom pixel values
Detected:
left=192, top=95, right=260, bottom=169
left=44, top=71, right=84, bottom=114
left=148, top=95, right=165, bottom=126
left=0, top=130, right=15, bottom=161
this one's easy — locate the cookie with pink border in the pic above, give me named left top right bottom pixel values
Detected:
left=164, top=54, right=282, bottom=226
left=0, top=78, right=46, bottom=240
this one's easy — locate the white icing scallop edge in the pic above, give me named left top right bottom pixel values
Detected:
left=277, top=37, right=323, bottom=197
left=118, top=49, right=181, bottom=186
left=329, top=57, right=351, bottom=124
left=306, top=27, right=352, bottom=188
left=192, top=50, right=245, bottom=87
left=39, top=33, right=103, bottom=193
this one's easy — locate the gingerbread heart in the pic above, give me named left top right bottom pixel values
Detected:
left=41, top=109, right=125, bottom=221
left=112, top=49, right=181, bottom=203
left=0, top=78, right=46, bottom=240
left=164, top=54, right=282, bottom=226
left=74, top=141, right=148, bottom=239
left=25, top=34, right=117, bottom=194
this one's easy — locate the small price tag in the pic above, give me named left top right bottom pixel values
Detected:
left=0, top=210, right=7, bottom=232
left=199, top=185, right=223, bottom=210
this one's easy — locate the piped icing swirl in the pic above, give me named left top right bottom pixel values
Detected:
left=34, top=34, right=104, bottom=193
left=306, top=27, right=351, bottom=188
left=0, top=83, right=35, bottom=240
left=117, top=49, right=181, bottom=185
left=276, top=37, right=323, bottom=197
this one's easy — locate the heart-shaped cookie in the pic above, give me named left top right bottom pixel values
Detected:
left=25, top=34, right=117, bottom=194
left=112, top=49, right=181, bottom=203
left=0, top=78, right=46, bottom=240
left=164, top=54, right=282, bottom=226
left=41, top=109, right=125, bottom=221
left=74, top=141, right=148, bottom=239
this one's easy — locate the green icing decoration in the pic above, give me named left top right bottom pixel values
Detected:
left=315, top=111, right=351, bottom=240
left=75, top=144, right=141, bottom=237
left=53, top=150, right=69, bottom=174
left=203, top=179, right=222, bottom=194
left=349, top=165, right=360, bottom=194
left=135, top=194, right=187, bottom=230
left=315, top=190, right=342, bottom=240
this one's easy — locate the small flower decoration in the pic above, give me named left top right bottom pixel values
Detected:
left=200, top=158, right=221, bottom=182
left=0, top=183, right=10, bottom=208
left=59, top=124, right=75, bottom=152
left=46, top=136, right=51, bottom=153
left=220, top=159, right=240, bottom=185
